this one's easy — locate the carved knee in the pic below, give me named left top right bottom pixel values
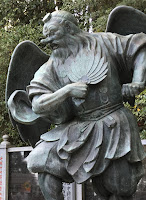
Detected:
left=26, top=143, right=49, bottom=173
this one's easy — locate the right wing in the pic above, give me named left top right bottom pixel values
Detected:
left=106, top=5, right=146, bottom=35
left=106, top=6, right=146, bottom=106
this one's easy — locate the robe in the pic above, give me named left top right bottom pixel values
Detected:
left=27, top=32, right=146, bottom=183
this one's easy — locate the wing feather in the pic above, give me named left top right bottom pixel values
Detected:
left=6, top=41, right=50, bottom=146
left=106, top=6, right=146, bottom=35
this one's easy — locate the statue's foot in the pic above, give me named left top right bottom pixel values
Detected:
left=92, top=177, right=110, bottom=200
left=38, top=172, right=64, bottom=200
left=109, top=194, right=133, bottom=200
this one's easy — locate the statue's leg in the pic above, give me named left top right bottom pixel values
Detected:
left=26, top=140, right=56, bottom=173
left=109, top=194, right=133, bottom=200
left=26, top=140, right=73, bottom=181
left=38, top=172, right=64, bottom=200
left=92, top=175, right=111, bottom=200
left=102, top=158, right=143, bottom=200
left=26, top=141, right=73, bottom=199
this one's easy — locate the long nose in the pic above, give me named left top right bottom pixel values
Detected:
left=41, top=37, right=52, bottom=44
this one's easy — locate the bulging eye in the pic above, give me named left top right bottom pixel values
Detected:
left=44, top=26, right=48, bottom=32
left=49, top=30, right=54, bottom=36
left=66, top=24, right=70, bottom=29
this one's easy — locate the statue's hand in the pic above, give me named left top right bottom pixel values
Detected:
left=122, top=82, right=145, bottom=97
left=67, top=82, right=88, bottom=99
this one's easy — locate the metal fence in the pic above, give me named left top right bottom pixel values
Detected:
left=0, top=135, right=145, bottom=200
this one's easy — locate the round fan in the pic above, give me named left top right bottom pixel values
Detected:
left=66, top=42, right=108, bottom=85
left=65, top=42, right=108, bottom=106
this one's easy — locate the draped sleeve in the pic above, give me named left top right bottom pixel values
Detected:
left=117, top=32, right=146, bottom=84
left=27, top=59, right=74, bottom=124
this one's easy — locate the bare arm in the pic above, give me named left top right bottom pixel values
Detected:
left=122, top=48, right=146, bottom=97
left=32, top=82, right=88, bottom=114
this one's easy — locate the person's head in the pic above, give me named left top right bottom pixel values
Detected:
left=41, top=10, right=81, bottom=50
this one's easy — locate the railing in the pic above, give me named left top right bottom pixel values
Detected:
left=0, top=135, right=83, bottom=200
left=0, top=134, right=146, bottom=200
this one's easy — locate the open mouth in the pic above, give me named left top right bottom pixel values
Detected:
left=50, top=43, right=59, bottom=50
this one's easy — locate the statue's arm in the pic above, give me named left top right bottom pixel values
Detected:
left=31, top=82, right=87, bottom=114
left=122, top=48, right=146, bottom=97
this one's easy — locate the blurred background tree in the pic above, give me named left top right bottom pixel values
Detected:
left=0, top=0, right=145, bottom=146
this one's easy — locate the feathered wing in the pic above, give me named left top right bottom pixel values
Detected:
left=6, top=41, right=50, bottom=147
left=106, top=5, right=146, bottom=35
left=106, top=6, right=146, bottom=106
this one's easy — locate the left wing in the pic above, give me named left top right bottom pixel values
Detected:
left=6, top=41, right=50, bottom=147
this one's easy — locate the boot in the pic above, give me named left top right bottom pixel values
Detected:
left=38, top=172, right=64, bottom=200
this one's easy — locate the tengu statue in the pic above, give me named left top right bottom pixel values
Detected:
left=6, top=6, right=146, bottom=200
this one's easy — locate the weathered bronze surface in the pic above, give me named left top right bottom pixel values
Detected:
left=6, top=6, right=146, bottom=200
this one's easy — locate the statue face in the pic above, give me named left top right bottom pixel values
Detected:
left=43, top=20, right=66, bottom=50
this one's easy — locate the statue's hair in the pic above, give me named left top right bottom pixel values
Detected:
left=43, top=10, right=78, bottom=26
left=51, top=30, right=97, bottom=66
left=52, top=11, right=78, bottom=26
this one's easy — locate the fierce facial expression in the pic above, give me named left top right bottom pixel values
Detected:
left=41, top=16, right=81, bottom=62
left=41, top=20, right=67, bottom=50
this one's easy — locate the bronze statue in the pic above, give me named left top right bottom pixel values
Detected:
left=6, top=6, right=146, bottom=200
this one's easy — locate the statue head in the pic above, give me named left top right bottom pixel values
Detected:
left=41, top=10, right=93, bottom=63
left=41, top=10, right=81, bottom=50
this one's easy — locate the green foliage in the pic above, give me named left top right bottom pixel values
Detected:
left=0, top=0, right=56, bottom=27
left=0, top=0, right=146, bottom=146
left=117, top=0, right=146, bottom=12
left=62, top=0, right=146, bottom=32
left=124, top=89, right=146, bottom=139
left=0, top=24, right=51, bottom=146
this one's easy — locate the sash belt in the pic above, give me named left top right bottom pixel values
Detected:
left=77, top=102, right=123, bottom=121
